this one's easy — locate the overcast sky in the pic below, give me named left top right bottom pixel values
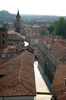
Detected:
left=0, top=0, right=66, bottom=16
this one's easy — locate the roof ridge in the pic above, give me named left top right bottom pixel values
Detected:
left=18, top=81, right=35, bottom=94
left=58, top=41, right=66, bottom=49
left=19, top=53, right=23, bottom=82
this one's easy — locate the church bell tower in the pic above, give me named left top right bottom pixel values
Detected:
left=0, top=27, right=7, bottom=48
left=14, top=10, right=21, bottom=33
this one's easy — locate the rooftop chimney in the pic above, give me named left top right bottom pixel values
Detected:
left=46, top=40, right=48, bottom=44
left=52, top=38, right=54, bottom=43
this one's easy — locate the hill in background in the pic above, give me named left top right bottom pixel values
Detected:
left=0, top=10, right=61, bottom=21
left=0, top=10, right=15, bottom=21
left=0, top=10, right=66, bottom=25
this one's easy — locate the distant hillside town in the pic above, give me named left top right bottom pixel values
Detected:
left=0, top=10, right=66, bottom=100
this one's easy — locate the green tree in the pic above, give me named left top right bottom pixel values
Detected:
left=40, top=29, right=46, bottom=35
left=48, top=25, right=54, bottom=33
left=52, top=20, right=58, bottom=35
left=48, top=17, right=66, bottom=38
left=56, top=17, right=66, bottom=36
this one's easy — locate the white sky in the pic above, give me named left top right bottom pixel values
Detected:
left=0, top=0, right=66, bottom=16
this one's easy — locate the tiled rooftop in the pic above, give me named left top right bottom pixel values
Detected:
left=28, top=32, right=39, bottom=39
left=0, top=43, right=26, bottom=54
left=0, top=58, right=11, bottom=65
left=0, top=47, right=18, bottom=54
left=52, top=65, right=66, bottom=100
left=0, top=50, right=36, bottom=96
left=8, top=30, right=17, bottom=34
left=8, top=34, right=24, bottom=41
left=32, top=43, right=38, bottom=47
left=58, top=39, right=66, bottom=47
left=31, top=26, right=49, bottom=34
left=25, top=46, right=34, bottom=53
left=39, top=36, right=66, bottom=61
left=8, top=30, right=25, bottom=40
left=0, top=48, right=8, bottom=54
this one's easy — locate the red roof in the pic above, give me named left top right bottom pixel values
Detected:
left=31, top=26, right=49, bottom=34
left=32, top=43, right=38, bottom=47
left=0, top=50, right=36, bottom=96
left=0, top=48, right=8, bottom=53
left=28, top=32, right=39, bottom=39
left=8, top=30, right=24, bottom=41
left=39, top=36, right=66, bottom=61
left=0, top=47, right=17, bottom=54
left=8, top=30, right=17, bottom=34
left=0, top=46, right=24, bottom=54
left=52, top=65, right=66, bottom=100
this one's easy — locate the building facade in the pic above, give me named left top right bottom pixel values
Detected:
left=38, top=36, right=66, bottom=82
left=28, top=32, right=39, bottom=46
left=7, top=30, right=24, bottom=47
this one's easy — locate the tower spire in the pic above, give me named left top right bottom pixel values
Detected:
left=16, top=9, right=20, bottom=18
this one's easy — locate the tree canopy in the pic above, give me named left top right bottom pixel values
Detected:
left=48, top=17, right=66, bottom=38
left=40, top=29, right=46, bottom=35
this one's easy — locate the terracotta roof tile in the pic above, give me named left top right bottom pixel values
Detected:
left=39, top=36, right=66, bottom=60
left=52, top=65, right=66, bottom=100
left=31, top=26, right=49, bottom=34
left=8, top=34, right=24, bottom=41
left=0, top=47, right=17, bottom=54
left=0, top=46, right=24, bottom=54
left=8, top=30, right=17, bottom=34
left=8, top=30, right=25, bottom=41
left=0, top=50, right=36, bottom=96
left=0, top=48, right=8, bottom=53
left=32, top=43, right=38, bottom=47
left=58, top=40, right=66, bottom=47
left=25, top=46, right=34, bottom=53
left=28, top=32, right=39, bottom=39
left=0, top=58, right=10, bottom=65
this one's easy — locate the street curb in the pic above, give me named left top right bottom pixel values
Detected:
left=37, top=92, right=53, bottom=95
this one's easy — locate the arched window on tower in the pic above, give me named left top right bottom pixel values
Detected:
left=2, top=40, right=5, bottom=44
left=2, top=33, right=5, bottom=37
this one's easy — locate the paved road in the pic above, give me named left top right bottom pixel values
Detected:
left=24, top=41, right=53, bottom=99
left=24, top=41, right=29, bottom=46
left=34, top=60, right=53, bottom=100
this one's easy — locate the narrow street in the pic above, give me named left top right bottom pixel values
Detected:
left=24, top=41, right=53, bottom=99
left=24, top=41, right=29, bottom=46
left=34, top=60, right=53, bottom=100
